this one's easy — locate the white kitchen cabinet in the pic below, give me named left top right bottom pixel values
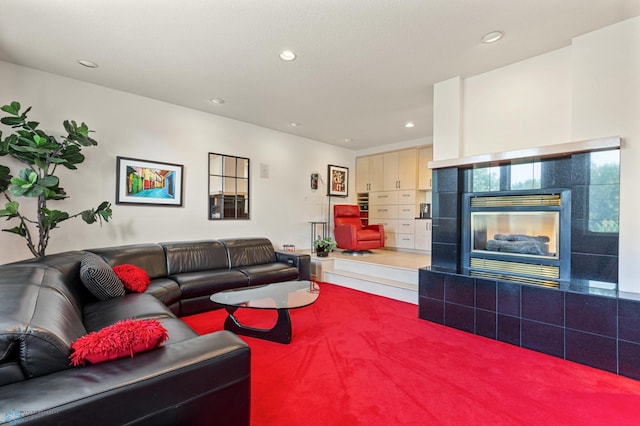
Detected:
left=414, top=219, right=432, bottom=252
left=398, top=219, right=415, bottom=234
left=356, top=147, right=432, bottom=251
left=369, top=205, right=398, bottom=220
left=356, top=154, right=384, bottom=192
left=369, top=190, right=399, bottom=205
left=369, top=219, right=398, bottom=234
left=394, top=234, right=415, bottom=249
left=398, top=149, right=418, bottom=190
left=370, top=189, right=417, bottom=249
left=383, top=149, right=417, bottom=190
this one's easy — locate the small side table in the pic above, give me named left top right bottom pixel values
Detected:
left=309, top=221, right=328, bottom=253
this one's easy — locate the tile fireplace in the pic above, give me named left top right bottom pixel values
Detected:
left=418, top=138, right=640, bottom=380
left=430, top=140, right=619, bottom=288
left=462, top=190, right=571, bottom=287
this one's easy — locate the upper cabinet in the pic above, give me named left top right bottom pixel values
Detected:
left=398, top=149, right=418, bottom=190
left=382, top=149, right=418, bottom=190
left=356, top=154, right=384, bottom=192
left=418, top=146, right=433, bottom=190
left=357, top=146, right=432, bottom=193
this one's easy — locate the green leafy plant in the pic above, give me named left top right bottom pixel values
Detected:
left=313, top=236, right=337, bottom=252
left=0, top=101, right=112, bottom=257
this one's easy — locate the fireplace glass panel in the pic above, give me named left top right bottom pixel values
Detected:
left=588, top=150, right=619, bottom=233
left=471, top=211, right=559, bottom=259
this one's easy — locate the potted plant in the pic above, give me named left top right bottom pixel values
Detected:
left=313, top=236, right=337, bottom=257
left=0, top=101, right=113, bottom=257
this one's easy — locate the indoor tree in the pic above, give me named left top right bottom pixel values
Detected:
left=0, top=101, right=112, bottom=257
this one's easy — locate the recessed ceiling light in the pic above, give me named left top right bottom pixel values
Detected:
left=77, top=59, right=98, bottom=68
left=404, top=121, right=415, bottom=128
left=289, top=121, right=300, bottom=127
left=279, top=50, right=297, bottom=61
left=209, top=98, right=225, bottom=104
left=481, top=31, right=504, bottom=43
left=344, top=138, right=352, bottom=143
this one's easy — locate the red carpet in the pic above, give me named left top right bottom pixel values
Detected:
left=182, top=283, right=640, bottom=425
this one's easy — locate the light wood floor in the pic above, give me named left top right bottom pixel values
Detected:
left=303, top=248, right=430, bottom=270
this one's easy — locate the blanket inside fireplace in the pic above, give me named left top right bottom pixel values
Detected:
left=485, top=234, right=550, bottom=256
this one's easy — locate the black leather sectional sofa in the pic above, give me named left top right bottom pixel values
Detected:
left=0, top=237, right=310, bottom=425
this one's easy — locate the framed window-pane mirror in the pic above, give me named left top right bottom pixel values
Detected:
left=208, top=153, right=250, bottom=220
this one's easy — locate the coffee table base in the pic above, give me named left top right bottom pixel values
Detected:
left=224, top=307, right=292, bottom=344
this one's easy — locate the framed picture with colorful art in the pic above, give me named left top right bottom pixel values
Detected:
left=116, top=157, right=184, bottom=206
left=327, top=164, right=349, bottom=197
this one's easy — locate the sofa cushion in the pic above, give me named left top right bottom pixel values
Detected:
left=358, top=228, right=383, bottom=241
left=162, top=240, right=229, bottom=275
left=221, top=237, right=277, bottom=268
left=172, top=269, right=249, bottom=299
left=80, top=253, right=126, bottom=300
left=236, top=263, right=300, bottom=286
left=70, top=318, right=169, bottom=366
left=181, top=295, right=225, bottom=317
left=83, top=293, right=176, bottom=333
left=88, top=243, right=168, bottom=280
left=113, top=264, right=151, bottom=292
left=144, top=278, right=183, bottom=307
left=156, top=317, right=199, bottom=344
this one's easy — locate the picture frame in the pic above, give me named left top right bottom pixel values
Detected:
left=116, top=156, right=184, bottom=206
left=327, top=164, right=349, bottom=197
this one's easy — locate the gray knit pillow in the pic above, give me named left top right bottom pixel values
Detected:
left=79, top=252, right=125, bottom=300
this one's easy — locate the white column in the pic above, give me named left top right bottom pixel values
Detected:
left=433, top=76, right=463, bottom=161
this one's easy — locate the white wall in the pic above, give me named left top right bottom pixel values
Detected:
left=0, top=60, right=355, bottom=264
left=432, top=17, right=640, bottom=294
left=462, top=47, right=573, bottom=155
left=432, top=77, right=462, bottom=161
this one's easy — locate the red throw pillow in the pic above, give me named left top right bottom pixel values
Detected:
left=113, top=264, right=151, bottom=292
left=70, top=318, right=168, bottom=366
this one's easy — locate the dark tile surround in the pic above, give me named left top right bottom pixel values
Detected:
left=418, top=151, right=638, bottom=379
left=419, top=268, right=640, bottom=379
left=430, top=152, right=619, bottom=285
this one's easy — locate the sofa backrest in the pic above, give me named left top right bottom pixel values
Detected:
left=14, top=250, right=94, bottom=309
left=0, top=265, right=87, bottom=386
left=221, top=238, right=277, bottom=268
left=88, top=243, right=168, bottom=279
left=162, top=240, right=229, bottom=275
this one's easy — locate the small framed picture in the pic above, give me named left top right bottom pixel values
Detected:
left=327, top=164, right=349, bottom=197
left=116, top=156, right=184, bottom=206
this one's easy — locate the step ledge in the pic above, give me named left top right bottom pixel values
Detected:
left=332, top=257, right=419, bottom=272
left=323, top=272, right=418, bottom=304
left=324, top=269, right=417, bottom=291
left=329, top=259, right=418, bottom=285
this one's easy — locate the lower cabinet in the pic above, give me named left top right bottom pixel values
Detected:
left=393, top=232, right=415, bottom=249
left=414, top=219, right=432, bottom=252
left=369, top=190, right=418, bottom=249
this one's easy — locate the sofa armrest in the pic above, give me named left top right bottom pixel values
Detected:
left=275, top=251, right=311, bottom=281
left=0, top=331, right=250, bottom=426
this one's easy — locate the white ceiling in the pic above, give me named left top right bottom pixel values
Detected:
left=1, top=1, right=639, bottom=150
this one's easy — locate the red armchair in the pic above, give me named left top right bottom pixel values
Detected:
left=333, top=205, right=385, bottom=251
